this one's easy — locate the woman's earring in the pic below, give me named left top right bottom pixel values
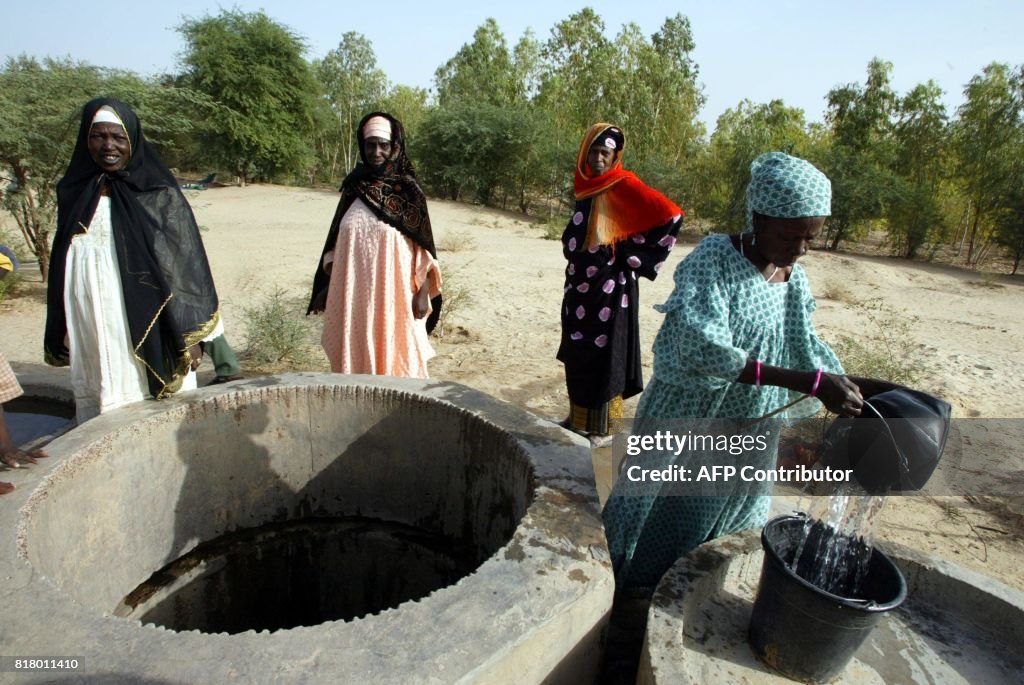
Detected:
left=751, top=231, right=757, bottom=246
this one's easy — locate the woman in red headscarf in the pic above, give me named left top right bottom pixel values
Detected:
left=557, top=123, right=683, bottom=447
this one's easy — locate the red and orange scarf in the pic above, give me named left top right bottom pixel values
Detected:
left=573, top=123, right=683, bottom=249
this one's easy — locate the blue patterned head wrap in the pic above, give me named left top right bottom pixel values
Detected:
left=746, top=152, right=831, bottom=230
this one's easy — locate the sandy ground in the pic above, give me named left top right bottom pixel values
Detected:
left=2, top=184, right=1022, bottom=591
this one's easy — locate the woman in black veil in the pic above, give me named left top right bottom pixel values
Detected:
left=44, top=98, right=221, bottom=421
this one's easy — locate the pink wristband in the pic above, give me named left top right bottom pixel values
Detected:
left=754, top=360, right=761, bottom=387
left=810, top=368, right=823, bottom=397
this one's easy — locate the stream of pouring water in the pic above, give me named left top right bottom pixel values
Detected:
left=784, top=400, right=911, bottom=597
left=789, top=491, right=887, bottom=597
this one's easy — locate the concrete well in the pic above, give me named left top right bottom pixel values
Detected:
left=4, top=362, right=76, bottom=449
left=638, top=529, right=1024, bottom=684
left=1, top=373, right=613, bottom=684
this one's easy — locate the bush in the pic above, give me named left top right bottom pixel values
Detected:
left=821, top=278, right=857, bottom=303
left=432, top=264, right=473, bottom=340
left=542, top=218, right=564, bottom=241
left=826, top=301, right=924, bottom=386
left=439, top=229, right=478, bottom=252
left=0, top=271, right=19, bottom=304
left=240, top=288, right=319, bottom=370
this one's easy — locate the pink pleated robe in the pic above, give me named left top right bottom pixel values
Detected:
left=320, top=199, right=442, bottom=378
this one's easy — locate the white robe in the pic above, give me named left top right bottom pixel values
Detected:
left=64, top=197, right=217, bottom=422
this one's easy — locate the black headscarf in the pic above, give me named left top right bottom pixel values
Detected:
left=44, top=97, right=220, bottom=399
left=307, top=111, right=441, bottom=332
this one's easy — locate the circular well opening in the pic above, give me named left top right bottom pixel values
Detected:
left=23, top=383, right=534, bottom=634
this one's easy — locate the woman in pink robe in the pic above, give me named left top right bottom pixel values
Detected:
left=308, top=112, right=442, bottom=378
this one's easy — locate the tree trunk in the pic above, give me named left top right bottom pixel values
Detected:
left=966, top=209, right=981, bottom=265
left=953, top=203, right=971, bottom=254
left=9, top=166, right=50, bottom=279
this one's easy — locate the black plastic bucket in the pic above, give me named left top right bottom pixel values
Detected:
left=748, top=515, right=907, bottom=683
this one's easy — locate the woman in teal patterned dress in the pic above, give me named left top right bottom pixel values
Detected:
left=602, top=152, right=898, bottom=592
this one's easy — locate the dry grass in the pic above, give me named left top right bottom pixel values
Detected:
left=439, top=229, right=478, bottom=253
left=821, top=278, right=859, bottom=303
left=432, top=263, right=473, bottom=340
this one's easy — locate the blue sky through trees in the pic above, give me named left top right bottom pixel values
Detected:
left=4, top=0, right=1022, bottom=128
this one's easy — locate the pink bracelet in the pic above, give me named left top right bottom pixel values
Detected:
left=754, top=360, right=762, bottom=387
left=810, top=368, right=823, bottom=397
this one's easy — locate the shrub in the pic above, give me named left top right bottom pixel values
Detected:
left=0, top=271, right=20, bottom=304
left=439, top=229, right=478, bottom=252
left=826, top=301, right=924, bottom=386
left=240, top=287, right=319, bottom=370
left=542, top=218, right=564, bottom=241
left=822, top=278, right=857, bottom=303
left=432, top=264, right=473, bottom=340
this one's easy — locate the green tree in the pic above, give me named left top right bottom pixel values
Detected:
left=700, top=99, right=810, bottom=230
left=177, top=9, right=317, bottom=186
left=821, top=58, right=898, bottom=250
left=605, top=14, right=704, bottom=167
left=995, top=179, right=1024, bottom=274
left=886, top=81, right=950, bottom=258
left=314, top=32, right=388, bottom=179
left=381, top=85, right=429, bottom=154
left=535, top=11, right=702, bottom=209
left=511, top=29, right=543, bottom=103
left=538, top=8, right=617, bottom=135
left=435, top=18, right=517, bottom=107
left=417, top=103, right=523, bottom=205
left=0, top=57, right=206, bottom=277
left=953, top=62, right=1023, bottom=265
left=643, top=14, right=706, bottom=173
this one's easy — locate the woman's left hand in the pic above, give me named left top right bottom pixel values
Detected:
left=189, top=344, right=203, bottom=371
left=413, top=282, right=430, bottom=319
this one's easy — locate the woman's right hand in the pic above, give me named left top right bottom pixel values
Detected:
left=309, top=289, right=328, bottom=315
left=816, top=373, right=864, bottom=417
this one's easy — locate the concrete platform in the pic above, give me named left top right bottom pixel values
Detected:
left=1, top=373, right=614, bottom=684
left=638, top=529, right=1024, bottom=684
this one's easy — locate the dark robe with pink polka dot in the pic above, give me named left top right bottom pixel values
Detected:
left=557, top=197, right=682, bottom=408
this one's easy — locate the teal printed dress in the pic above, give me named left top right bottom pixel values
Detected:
left=602, top=234, right=843, bottom=591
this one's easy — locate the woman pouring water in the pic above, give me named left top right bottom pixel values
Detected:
left=602, top=152, right=900, bottom=593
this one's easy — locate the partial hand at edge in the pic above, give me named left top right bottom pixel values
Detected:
left=816, top=373, right=864, bottom=417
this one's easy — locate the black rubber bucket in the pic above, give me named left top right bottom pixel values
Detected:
left=748, top=514, right=907, bottom=683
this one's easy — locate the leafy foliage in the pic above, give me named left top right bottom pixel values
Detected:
left=313, top=32, right=388, bottom=182
left=177, top=9, right=318, bottom=185
left=6, top=10, right=1024, bottom=272
left=699, top=99, right=811, bottom=230
left=820, top=59, right=898, bottom=250
left=953, top=63, right=1024, bottom=265
left=435, top=18, right=519, bottom=107
left=0, top=271, right=20, bottom=304
left=885, top=82, right=950, bottom=258
left=241, top=287, right=317, bottom=368
left=0, top=56, right=209, bottom=277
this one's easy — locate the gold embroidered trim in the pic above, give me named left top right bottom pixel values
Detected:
left=134, top=294, right=174, bottom=355
left=131, top=295, right=221, bottom=400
